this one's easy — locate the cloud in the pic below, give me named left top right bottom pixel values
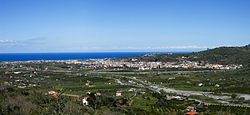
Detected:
left=0, top=37, right=48, bottom=53
left=0, top=40, right=17, bottom=44
left=0, top=37, right=46, bottom=45
left=0, top=40, right=19, bottom=48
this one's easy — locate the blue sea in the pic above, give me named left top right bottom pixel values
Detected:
left=0, top=52, right=189, bottom=62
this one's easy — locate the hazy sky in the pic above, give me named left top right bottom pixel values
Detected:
left=0, top=0, right=250, bottom=53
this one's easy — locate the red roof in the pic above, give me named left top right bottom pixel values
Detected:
left=185, top=111, right=198, bottom=115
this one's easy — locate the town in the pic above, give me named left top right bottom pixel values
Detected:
left=65, top=58, right=242, bottom=70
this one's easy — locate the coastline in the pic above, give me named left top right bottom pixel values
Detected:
left=0, top=52, right=191, bottom=62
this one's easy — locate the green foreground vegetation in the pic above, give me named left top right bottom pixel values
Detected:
left=1, top=45, right=250, bottom=114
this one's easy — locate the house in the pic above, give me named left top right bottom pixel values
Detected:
left=48, top=91, right=58, bottom=98
left=82, top=92, right=96, bottom=106
left=85, top=80, right=91, bottom=86
left=14, top=71, right=21, bottom=74
left=186, top=106, right=195, bottom=112
left=215, top=84, right=220, bottom=87
left=185, top=106, right=198, bottom=115
left=96, top=92, right=102, bottom=96
left=139, top=67, right=150, bottom=71
left=128, top=80, right=135, bottom=84
left=82, top=96, right=90, bottom=106
left=172, top=96, right=185, bottom=101
left=48, top=91, right=57, bottom=95
left=116, top=91, right=122, bottom=96
left=198, top=83, right=204, bottom=87
left=131, top=58, right=138, bottom=61
left=185, top=111, right=198, bottom=115
left=168, top=77, right=176, bottom=80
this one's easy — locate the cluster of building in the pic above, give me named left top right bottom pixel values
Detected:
left=64, top=59, right=242, bottom=70
left=1, top=71, right=40, bottom=89
left=1, top=57, right=242, bottom=71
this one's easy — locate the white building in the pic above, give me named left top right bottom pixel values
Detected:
left=116, top=91, right=122, bottom=96
left=82, top=97, right=89, bottom=106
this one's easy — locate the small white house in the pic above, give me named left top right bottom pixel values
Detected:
left=48, top=91, right=57, bottom=95
left=96, top=92, right=102, bottom=96
left=116, top=91, right=122, bottom=96
left=215, top=84, right=220, bottom=87
left=14, top=71, right=21, bottom=74
left=128, top=88, right=136, bottom=92
left=170, top=95, right=185, bottom=101
left=139, top=67, right=150, bottom=71
left=198, top=83, right=204, bottom=87
left=82, top=97, right=89, bottom=106
left=48, top=91, right=58, bottom=98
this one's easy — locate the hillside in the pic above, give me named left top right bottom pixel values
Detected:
left=129, top=44, right=250, bottom=66
left=189, top=44, right=250, bottom=65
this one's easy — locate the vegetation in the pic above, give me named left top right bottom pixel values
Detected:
left=1, top=44, right=250, bottom=114
left=190, top=44, right=250, bottom=65
left=130, top=44, right=250, bottom=67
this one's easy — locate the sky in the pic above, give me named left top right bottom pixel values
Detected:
left=0, top=0, right=250, bottom=53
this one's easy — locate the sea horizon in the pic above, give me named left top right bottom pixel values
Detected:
left=0, top=52, right=191, bottom=62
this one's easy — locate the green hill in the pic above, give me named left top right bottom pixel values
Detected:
left=189, top=44, right=250, bottom=65
left=129, top=44, right=250, bottom=67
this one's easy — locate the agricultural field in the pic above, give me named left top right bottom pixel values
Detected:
left=1, top=61, right=250, bottom=114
